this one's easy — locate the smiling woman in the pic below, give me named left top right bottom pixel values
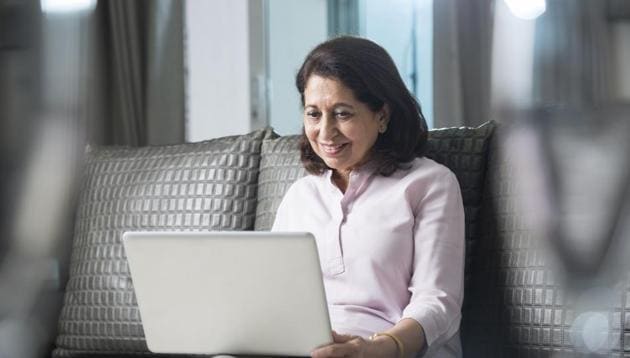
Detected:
left=302, top=75, right=387, bottom=191
left=272, top=36, right=465, bottom=358
left=297, top=37, right=428, bottom=184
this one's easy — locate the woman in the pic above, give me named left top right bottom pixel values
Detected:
left=272, top=36, right=465, bottom=358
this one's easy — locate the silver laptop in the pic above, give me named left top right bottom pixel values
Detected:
left=122, top=231, right=332, bottom=356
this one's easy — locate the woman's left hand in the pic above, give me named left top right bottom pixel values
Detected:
left=311, top=331, right=369, bottom=358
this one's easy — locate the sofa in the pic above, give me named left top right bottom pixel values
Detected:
left=50, top=121, right=630, bottom=357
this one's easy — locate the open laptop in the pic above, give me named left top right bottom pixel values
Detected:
left=122, top=231, right=332, bottom=356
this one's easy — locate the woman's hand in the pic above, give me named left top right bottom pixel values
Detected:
left=311, top=330, right=400, bottom=358
left=311, top=331, right=369, bottom=358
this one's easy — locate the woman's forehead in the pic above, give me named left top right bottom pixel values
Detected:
left=304, top=75, right=358, bottom=106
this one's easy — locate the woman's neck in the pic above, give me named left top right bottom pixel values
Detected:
left=331, top=170, right=350, bottom=193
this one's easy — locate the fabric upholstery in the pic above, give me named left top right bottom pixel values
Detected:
left=54, top=129, right=273, bottom=357
left=423, top=121, right=496, bottom=290
left=254, top=135, right=304, bottom=231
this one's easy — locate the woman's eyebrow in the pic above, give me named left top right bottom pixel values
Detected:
left=304, top=103, right=354, bottom=109
left=333, top=102, right=355, bottom=108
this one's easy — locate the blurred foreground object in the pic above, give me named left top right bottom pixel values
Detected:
left=501, top=106, right=630, bottom=354
left=490, top=0, right=630, bottom=353
left=505, top=106, right=630, bottom=284
left=0, top=0, right=91, bottom=356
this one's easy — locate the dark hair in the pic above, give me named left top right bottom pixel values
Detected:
left=296, top=36, right=428, bottom=176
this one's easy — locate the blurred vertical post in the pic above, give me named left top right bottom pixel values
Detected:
left=0, top=0, right=96, bottom=356
left=491, top=0, right=630, bottom=354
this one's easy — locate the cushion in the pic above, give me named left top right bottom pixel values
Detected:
left=254, top=135, right=304, bottom=231
left=54, top=129, right=273, bottom=357
left=423, top=121, right=496, bottom=287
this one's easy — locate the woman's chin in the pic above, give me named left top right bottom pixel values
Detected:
left=322, top=159, right=352, bottom=173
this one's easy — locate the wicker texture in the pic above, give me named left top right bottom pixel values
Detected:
left=54, top=129, right=273, bottom=357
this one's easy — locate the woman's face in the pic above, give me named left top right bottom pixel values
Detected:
left=303, top=75, right=388, bottom=177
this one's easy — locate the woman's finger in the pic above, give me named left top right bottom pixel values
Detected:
left=332, top=330, right=356, bottom=343
left=311, top=341, right=360, bottom=358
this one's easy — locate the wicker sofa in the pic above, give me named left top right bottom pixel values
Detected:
left=51, top=121, right=630, bottom=357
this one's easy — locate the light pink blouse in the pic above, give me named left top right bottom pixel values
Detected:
left=272, top=157, right=465, bottom=357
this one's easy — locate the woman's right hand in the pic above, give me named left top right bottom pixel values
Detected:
left=311, top=331, right=397, bottom=358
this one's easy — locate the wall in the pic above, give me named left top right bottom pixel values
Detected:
left=184, top=0, right=435, bottom=138
left=267, top=0, right=327, bottom=135
left=185, top=0, right=251, bottom=141
left=361, top=0, right=433, bottom=127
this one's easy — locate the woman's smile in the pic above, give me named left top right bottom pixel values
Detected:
left=319, top=142, right=349, bottom=156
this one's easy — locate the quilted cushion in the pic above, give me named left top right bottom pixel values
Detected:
left=53, top=129, right=273, bottom=357
left=254, top=135, right=304, bottom=231
left=423, top=121, right=496, bottom=289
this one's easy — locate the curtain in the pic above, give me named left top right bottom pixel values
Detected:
left=94, top=0, right=185, bottom=146
left=433, top=0, right=495, bottom=127
left=533, top=0, right=612, bottom=109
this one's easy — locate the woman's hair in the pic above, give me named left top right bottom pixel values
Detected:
left=296, top=36, right=428, bottom=176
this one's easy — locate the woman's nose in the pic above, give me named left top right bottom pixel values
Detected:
left=319, top=115, right=338, bottom=139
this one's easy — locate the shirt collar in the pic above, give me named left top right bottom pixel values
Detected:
left=322, top=160, right=379, bottom=196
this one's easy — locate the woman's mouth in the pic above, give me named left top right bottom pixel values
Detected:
left=320, top=143, right=348, bottom=155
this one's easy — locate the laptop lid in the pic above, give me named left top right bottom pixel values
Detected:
left=122, top=231, right=332, bottom=356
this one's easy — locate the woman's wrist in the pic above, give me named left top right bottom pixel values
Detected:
left=366, top=333, right=399, bottom=358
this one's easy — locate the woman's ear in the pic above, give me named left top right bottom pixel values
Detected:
left=381, top=104, right=391, bottom=124
left=377, top=104, right=390, bottom=134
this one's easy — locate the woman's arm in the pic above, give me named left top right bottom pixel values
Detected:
left=402, top=169, right=465, bottom=351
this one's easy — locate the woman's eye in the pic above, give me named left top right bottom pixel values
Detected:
left=335, top=111, right=352, bottom=119
left=305, top=111, right=320, bottom=119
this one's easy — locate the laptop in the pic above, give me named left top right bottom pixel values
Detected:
left=122, top=231, right=332, bottom=356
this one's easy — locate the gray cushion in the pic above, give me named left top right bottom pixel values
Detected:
left=423, top=121, right=496, bottom=288
left=54, top=129, right=273, bottom=357
left=254, top=135, right=304, bottom=231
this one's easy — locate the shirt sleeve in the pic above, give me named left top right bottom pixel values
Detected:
left=401, top=169, right=465, bottom=349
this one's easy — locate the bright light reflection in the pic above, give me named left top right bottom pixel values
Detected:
left=504, top=0, right=546, bottom=20
left=41, top=0, right=96, bottom=14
